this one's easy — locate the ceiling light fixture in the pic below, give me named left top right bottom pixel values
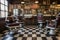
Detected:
left=35, top=1, right=39, bottom=3
left=21, top=2, right=25, bottom=4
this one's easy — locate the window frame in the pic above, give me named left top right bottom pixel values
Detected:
left=0, top=0, right=8, bottom=18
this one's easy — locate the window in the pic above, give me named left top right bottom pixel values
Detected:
left=5, top=6, right=8, bottom=11
left=5, top=0, right=8, bottom=6
left=5, top=12, right=8, bottom=17
left=1, top=11, right=5, bottom=17
left=1, top=0, right=4, bottom=4
left=13, top=9, right=18, bottom=16
left=1, top=4, right=4, bottom=10
left=0, top=0, right=8, bottom=18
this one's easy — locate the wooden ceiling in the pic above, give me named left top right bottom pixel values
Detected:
left=7, top=0, right=60, bottom=4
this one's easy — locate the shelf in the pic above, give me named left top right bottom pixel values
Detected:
left=43, top=15, right=56, bottom=16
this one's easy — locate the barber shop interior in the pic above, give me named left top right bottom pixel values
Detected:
left=0, top=0, right=60, bottom=40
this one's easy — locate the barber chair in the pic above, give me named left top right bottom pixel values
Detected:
left=2, top=31, right=14, bottom=40
left=37, top=13, right=43, bottom=28
left=46, top=20, right=56, bottom=35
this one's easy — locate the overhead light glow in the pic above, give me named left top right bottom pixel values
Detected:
left=52, top=2, right=56, bottom=4
left=35, top=1, right=39, bottom=3
left=21, top=2, right=25, bottom=4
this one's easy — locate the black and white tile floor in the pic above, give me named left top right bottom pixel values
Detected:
left=0, top=26, right=60, bottom=40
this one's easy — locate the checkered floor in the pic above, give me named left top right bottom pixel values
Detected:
left=0, top=26, right=60, bottom=40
